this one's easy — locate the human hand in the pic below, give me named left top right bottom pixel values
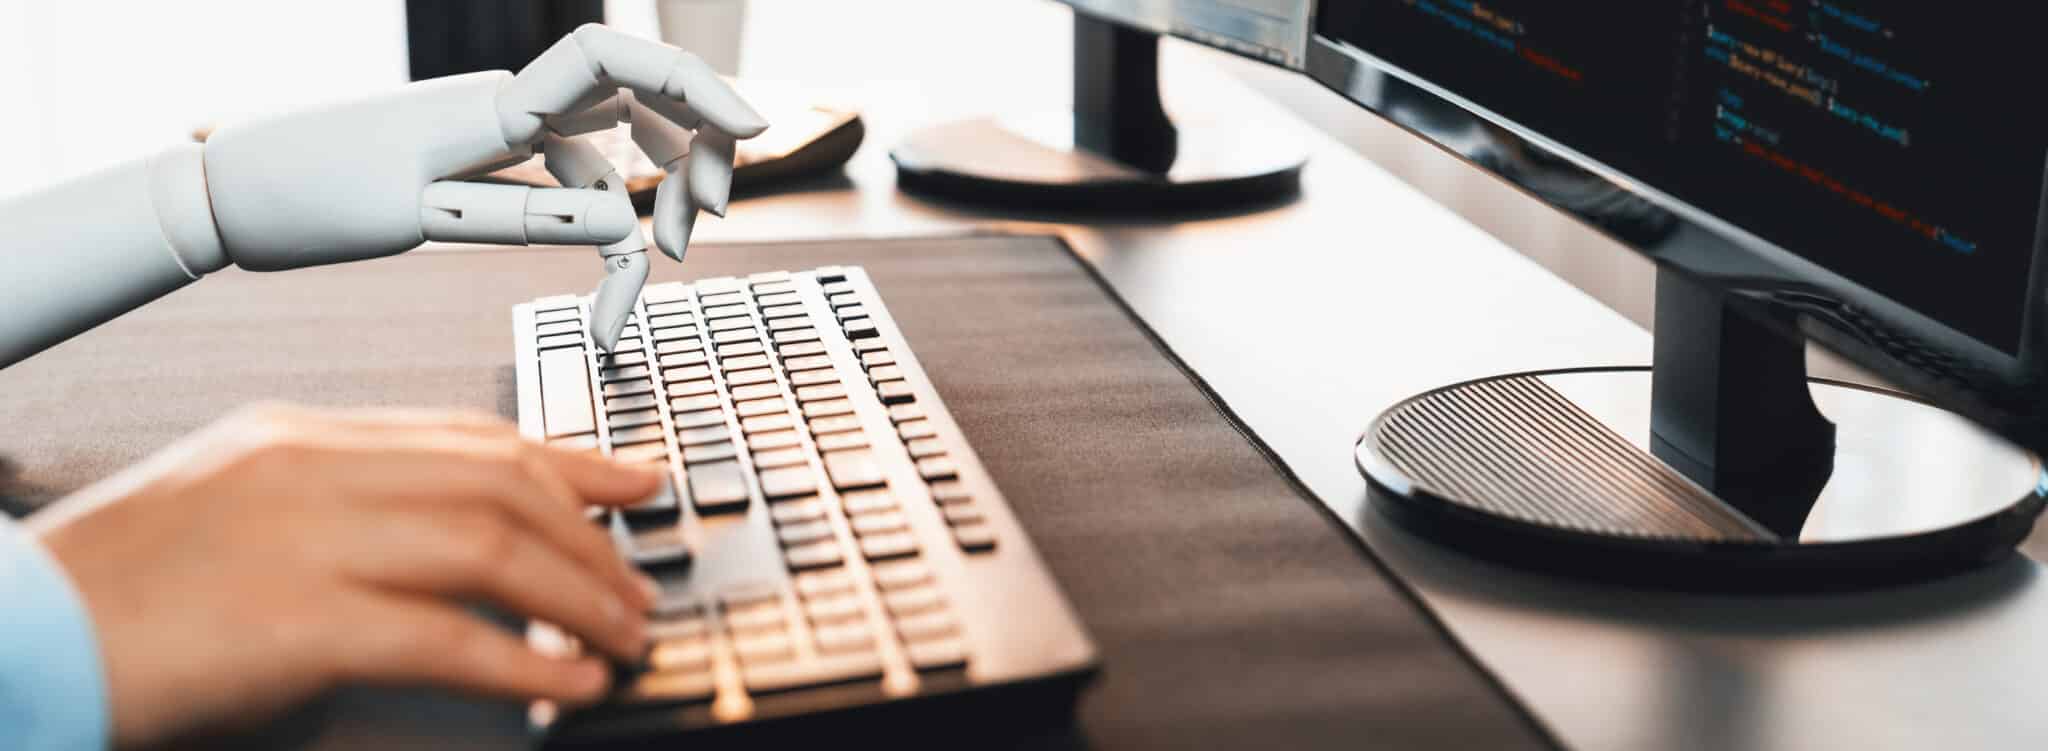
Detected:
left=26, top=404, right=665, bottom=748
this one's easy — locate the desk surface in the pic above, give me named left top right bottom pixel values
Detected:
left=12, top=2, right=2048, bottom=748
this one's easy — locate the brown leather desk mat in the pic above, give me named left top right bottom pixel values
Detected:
left=0, top=233, right=1550, bottom=749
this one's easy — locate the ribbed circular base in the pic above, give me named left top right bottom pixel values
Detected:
left=1357, top=368, right=2046, bottom=591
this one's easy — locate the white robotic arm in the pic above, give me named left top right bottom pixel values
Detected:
left=0, top=24, right=766, bottom=368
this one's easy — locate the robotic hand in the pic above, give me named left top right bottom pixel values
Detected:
left=0, top=24, right=766, bottom=367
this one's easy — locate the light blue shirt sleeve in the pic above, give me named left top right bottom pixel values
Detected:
left=0, top=516, right=110, bottom=750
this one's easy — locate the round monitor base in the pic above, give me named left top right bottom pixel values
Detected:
left=1356, top=368, right=2047, bottom=592
left=889, top=113, right=1304, bottom=213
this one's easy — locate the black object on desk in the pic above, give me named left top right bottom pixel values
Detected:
left=891, top=13, right=1305, bottom=213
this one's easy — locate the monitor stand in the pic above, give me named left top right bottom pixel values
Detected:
left=1356, top=268, right=2047, bottom=591
left=890, top=14, right=1305, bottom=212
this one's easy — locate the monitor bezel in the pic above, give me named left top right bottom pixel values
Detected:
left=1303, top=32, right=2048, bottom=435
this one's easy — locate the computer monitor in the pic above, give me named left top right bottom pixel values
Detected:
left=1306, top=3, right=2048, bottom=588
left=889, top=1, right=1312, bottom=211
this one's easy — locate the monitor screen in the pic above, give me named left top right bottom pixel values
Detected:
left=1316, top=1, right=2048, bottom=354
left=1067, top=0, right=1314, bottom=67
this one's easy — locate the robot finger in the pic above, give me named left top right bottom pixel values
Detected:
left=418, top=180, right=637, bottom=247
left=541, top=134, right=650, bottom=352
left=650, top=166, right=699, bottom=264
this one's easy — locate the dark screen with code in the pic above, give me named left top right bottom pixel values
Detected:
left=1318, top=1, right=2048, bottom=352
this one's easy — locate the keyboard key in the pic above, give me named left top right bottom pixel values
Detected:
left=876, top=380, right=915, bottom=404
left=621, top=478, right=682, bottom=523
left=942, top=504, right=984, bottom=526
left=718, top=340, right=766, bottom=357
left=828, top=292, right=859, bottom=308
left=953, top=523, right=998, bottom=552
left=928, top=480, right=972, bottom=505
left=725, top=367, right=775, bottom=386
left=803, top=595, right=865, bottom=624
left=601, top=380, right=654, bottom=399
left=748, top=430, right=802, bottom=451
left=882, top=587, right=946, bottom=617
left=610, top=423, right=665, bottom=445
left=785, top=354, right=833, bottom=370
left=659, top=350, right=709, bottom=368
left=808, top=414, right=861, bottom=434
left=772, top=328, right=819, bottom=344
left=649, top=325, right=697, bottom=342
left=860, top=533, right=919, bottom=561
left=771, top=497, right=829, bottom=526
left=768, top=316, right=810, bottom=332
left=789, top=368, right=838, bottom=387
left=608, top=408, right=661, bottom=430
left=652, top=591, right=704, bottom=620
left=622, top=669, right=716, bottom=705
left=724, top=604, right=787, bottom=633
left=835, top=304, right=867, bottom=321
left=851, top=336, right=886, bottom=354
left=722, top=353, right=771, bottom=371
left=840, top=489, right=897, bottom=515
left=712, top=328, right=758, bottom=345
left=599, top=350, right=647, bottom=367
left=610, top=337, right=644, bottom=352
left=905, top=639, right=968, bottom=671
left=795, top=383, right=846, bottom=402
left=779, top=341, right=827, bottom=358
left=905, top=437, right=946, bottom=458
left=599, top=364, right=651, bottom=382
left=700, top=291, right=745, bottom=307
left=720, top=583, right=781, bottom=609
left=824, top=450, right=886, bottom=489
left=753, top=447, right=807, bottom=469
left=741, top=651, right=882, bottom=694
left=735, top=397, right=785, bottom=417
left=759, top=466, right=818, bottom=499
left=795, top=569, right=854, bottom=599
left=776, top=520, right=834, bottom=546
left=702, top=303, right=748, bottom=319
left=676, top=425, right=730, bottom=446
left=671, top=378, right=720, bottom=396
left=650, top=615, right=708, bottom=641
left=606, top=393, right=660, bottom=414
left=742, top=413, right=796, bottom=433
left=731, top=383, right=779, bottom=401
left=655, top=338, right=703, bottom=355
left=784, top=541, right=843, bottom=570
left=813, top=623, right=876, bottom=655
left=662, top=364, right=713, bottom=383
left=629, top=537, right=691, bottom=570
left=681, top=442, right=737, bottom=464
left=867, top=365, right=904, bottom=382
left=802, top=398, right=855, bottom=418
left=750, top=279, right=795, bottom=293
left=537, top=332, right=584, bottom=350
left=760, top=303, right=806, bottom=320
left=757, top=291, right=801, bottom=307
left=871, top=560, right=932, bottom=591
left=535, top=307, right=580, bottom=324
left=816, top=431, right=870, bottom=451
left=648, top=639, right=711, bottom=673
left=894, top=612, right=959, bottom=642
left=861, top=351, right=895, bottom=367
left=613, top=442, right=670, bottom=465
left=732, top=632, right=795, bottom=664
left=645, top=300, right=692, bottom=316
left=673, top=409, right=725, bottom=429
left=898, top=420, right=936, bottom=440
left=850, top=511, right=908, bottom=536
left=540, top=349, right=597, bottom=438
left=687, top=462, right=749, bottom=511
left=918, top=457, right=959, bottom=480
left=647, top=312, right=695, bottom=328
left=820, top=281, right=854, bottom=295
